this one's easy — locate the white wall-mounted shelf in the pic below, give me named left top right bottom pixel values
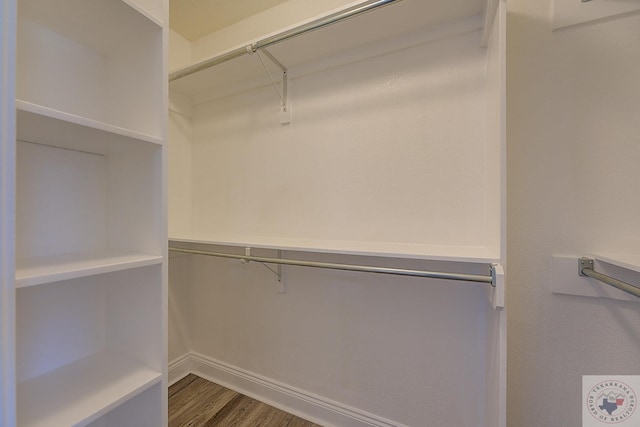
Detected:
left=594, top=253, right=640, bottom=274
left=552, top=254, right=640, bottom=302
left=170, top=0, right=487, bottom=105
left=553, top=0, right=640, bottom=30
left=17, top=351, right=161, bottom=427
left=169, top=232, right=500, bottom=264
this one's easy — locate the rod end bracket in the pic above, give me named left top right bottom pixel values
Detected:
left=490, top=263, right=505, bottom=310
left=579, top=257, right=594, bottom=276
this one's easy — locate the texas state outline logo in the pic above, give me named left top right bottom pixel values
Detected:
left=583, top=376, right=639, bottom=426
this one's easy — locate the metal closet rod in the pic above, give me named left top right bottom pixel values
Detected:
left=169, top=246, right=496, bottom=286
left=579, top=257, right=640, bottom=299
left=169, top=0, right=401, bottom=82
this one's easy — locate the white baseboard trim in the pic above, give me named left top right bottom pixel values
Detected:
left=168, top=354, right=193, bottom=386
left=168, top=352, right=407, bottom=427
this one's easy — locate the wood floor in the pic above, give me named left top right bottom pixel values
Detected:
left=169, top=374, right=323, bottom=427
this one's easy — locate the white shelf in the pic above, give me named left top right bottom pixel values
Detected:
left=17, top=0, right=164, bottom=136
left=169, top=232, right=500, bottom=263
left=170, top=0, right=487, bottom=104
left=17, top=100, right=163, bottom=154
left=17, top=351, right=161, bottom=427
left=16, top=125, right=162, bottom=261
left=552, top=0, right=640, bottom=30
left=122, top=0, right=165, bottom=28
left=594, top=253, right=640, bottom=274
left=19, top=0, right=161, bottom=53
left=552, top=255, right=640, bottom=303
left=16, top=251, right=163, bottom=288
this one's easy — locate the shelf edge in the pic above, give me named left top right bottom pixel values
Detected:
left=121, top=0, right=165, bottom=29
left=16, top=100, right=164, bottom=146
left=16, top=253, right=163, bottom=288
left=593, top=253, right=640, bottom=274
left=169, top=234, right=500, bottom=264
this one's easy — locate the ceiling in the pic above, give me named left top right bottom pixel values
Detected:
left=170, top=0, right=289, bottom=42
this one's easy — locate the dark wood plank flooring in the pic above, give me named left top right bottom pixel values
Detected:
left=169, top=374, right=323, bottom=427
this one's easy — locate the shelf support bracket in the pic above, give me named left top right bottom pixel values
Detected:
left=252, top=47, right=290, bottom=124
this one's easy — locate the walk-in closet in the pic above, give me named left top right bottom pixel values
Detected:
left=3, top=0, right=640, bottom=426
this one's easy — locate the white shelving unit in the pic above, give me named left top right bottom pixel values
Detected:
left=7, top=0, right=168, bottom=425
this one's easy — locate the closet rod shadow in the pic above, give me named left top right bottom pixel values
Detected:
left=579, top=257, right=640, bottom=299
left=169, top=246, right=495, bottom=285
left=169, top=0, right=401, bottom=82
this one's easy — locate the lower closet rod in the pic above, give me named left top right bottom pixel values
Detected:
left=168, top=247, right=495, bottom=285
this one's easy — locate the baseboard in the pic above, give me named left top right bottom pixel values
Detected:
left=168, top=353, right=193, bottom=386
left=168, top=352, right=406, bottom=427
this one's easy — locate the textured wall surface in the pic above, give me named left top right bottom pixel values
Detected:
left=507, top=2, right=640, bottom=426
left=188, top=31, right=497, bottom=254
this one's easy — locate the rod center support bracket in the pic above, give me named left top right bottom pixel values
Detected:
left=250, top=47, right=290, bottom=123
left=243, top=248, right=285, bottom=293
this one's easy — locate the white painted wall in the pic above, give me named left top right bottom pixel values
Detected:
left=168, top=30, right=193, bottom=236
left=169, top=29, right=191, bottom=73
left=188, top=30, right=497, bottom=256
left=507, top=2, right=640, bottom=426
left=167, top=252, right=191, bottom=364
left=168, top=29, right=194, bottom=366
left=188, top=251, right=490, bottom=426
left=167, top=98, right=192, bottom=236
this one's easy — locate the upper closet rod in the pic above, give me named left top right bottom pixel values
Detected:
left=169, top=246, right=496, bottom=286
left=579, top=257, right=640, bottom=299
left=169, top=0, right=401, bottom=82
